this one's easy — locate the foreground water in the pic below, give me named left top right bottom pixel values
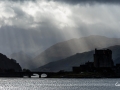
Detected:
left=0, top=78, right=120, bottom=90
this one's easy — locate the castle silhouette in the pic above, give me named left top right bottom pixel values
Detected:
left=0, top=48, right=120, bottom=78
left=72, top=48, right=120, bottom=78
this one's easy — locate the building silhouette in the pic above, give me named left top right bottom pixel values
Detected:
left=94, top=49, right=114, bottom=67
left=73, top=48, right=114, bottom=73
left=73, top=61, right=94, bottom=73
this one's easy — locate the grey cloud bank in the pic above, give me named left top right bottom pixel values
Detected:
left=0, top=0, right=120, bottom=68
left=0, top=0, right=120, bottom=52
left=4, top=0, right=120, bottom=4
left=50, top=0, right=120, bottom=5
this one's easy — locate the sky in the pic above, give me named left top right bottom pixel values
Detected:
left=0, top=0, right=120, bottom=57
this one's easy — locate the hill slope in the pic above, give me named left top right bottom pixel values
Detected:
left=34, top=45, right=120, bottom=72
left=0, top=53, right=22, bottom=72
left=34, top=35, right=120, bottom=67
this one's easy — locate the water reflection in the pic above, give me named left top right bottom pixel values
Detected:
left=0, top=78, right=120, bottom=90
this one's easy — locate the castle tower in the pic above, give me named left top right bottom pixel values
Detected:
left=94, top=48, right=114, bottom=67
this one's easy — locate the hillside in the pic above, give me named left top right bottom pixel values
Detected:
left=33, top=35, right=120, bottom=67
left=0, top=53, right=22, bottom=72
left=34, top=45, right=120, bottom=72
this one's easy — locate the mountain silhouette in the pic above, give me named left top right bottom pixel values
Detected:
left=34, top=45, right=120, bottom=72
left=0, top=53, right=22, bottom=72
left=33, top=35, right=120, bottom=68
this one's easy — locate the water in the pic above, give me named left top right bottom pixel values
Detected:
left=0, top=78, right=120, bottom=90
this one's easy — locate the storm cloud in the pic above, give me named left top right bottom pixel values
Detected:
left=0, top=0, right=120, bottom=53
left=0, top=0, right=120, bottom=69
left=4, top=0, right=120, bottom=4
left=48, top=0, right=120, bottom=5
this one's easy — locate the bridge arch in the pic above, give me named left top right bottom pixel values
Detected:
left=40, top=73, right=47, bottom=78
left=32, top=73, right=39, bottom=78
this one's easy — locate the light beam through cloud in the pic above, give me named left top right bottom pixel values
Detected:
left=0, top=0, right=120, bottom=69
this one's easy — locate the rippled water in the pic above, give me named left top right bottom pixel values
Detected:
left=0, top=78, right=120, bottom=90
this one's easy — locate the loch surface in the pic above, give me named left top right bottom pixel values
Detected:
left=0, top=78, right=120, bottom=90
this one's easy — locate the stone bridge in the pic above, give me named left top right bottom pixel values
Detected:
left=0, top=72, right=71, bottom=78
left=22, top=72, right=57, bottom=78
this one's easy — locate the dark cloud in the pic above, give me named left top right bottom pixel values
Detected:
left=1, top=0, right=120, bottom=69
left=51, top=0, right=120, bottom=5
left=6, top=0, right=36, bottom=2
left=4, top=0, right=120, bottom=4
